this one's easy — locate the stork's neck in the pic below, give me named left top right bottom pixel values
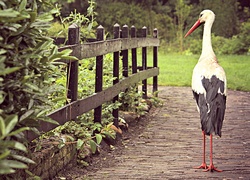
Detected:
left=200, top=19, right=217, bottom=62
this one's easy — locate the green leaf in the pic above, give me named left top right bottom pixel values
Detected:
left=87, top=23, right=93, bottom=31
left=0, top=159, right=28, bottom=169
left=20, top=110, right=34, bottom=122
left=37, top=12, right=54, bottom=22
left=0, top=8, right=20, bottom=18
left=13, top=141, right=27, bottom=152
left=0, top=140, right=27, bottom=152
left=10, top=23, right=28, bottom=36
left=32, top=0, right=37, bottom=11
left=11, top=154, right=35, bottom=164
left=40, top=117, right=59, bottom=125
left=76, top=139, right=84, bottom=150
left=0, top=67, right=21, bottom=76
left=33, top=40, right=53, bottom=54
left=50, top=96, right=67, bottom=103
left=0, top=49, right=7, bottom=55
left=89, top=140, right=97, bottom=154
left=0, top=116, right=6, bottom=137
left=28, top=99, right=34, bottom=110
left=5, top=115, right=18, bottom=135
left=58, top=140, right=65, bottom=149
left=19, top=0, right=27, bottom=12
left=14, top=141, right=27, bottom=152
left=60, top=49, right=72, bottom=56
left=102, top=131, right=115, bottom=140
left=0, top=150, right=10, bottom=160
left=29, top=11, right=37, bottom=23
left=0, top=167, right=15, bottom=175
left=50, top=45, right=58, bottom=56
left=25, top=83, right=41, bottom=92
left=95, top=134, right=102, bottom=145
left=49, top=49, right=78, bottom=62
left=7, top=127, right=30, bottom=137
left=36, top=109, right=48, bottom=118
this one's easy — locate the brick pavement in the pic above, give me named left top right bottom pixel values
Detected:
left=63, top=86, right=250, bottom=180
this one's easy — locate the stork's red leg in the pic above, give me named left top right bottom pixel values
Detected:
left=203, top=134, right=222, bottom=172
left=194, top=131, right=208, bottom=169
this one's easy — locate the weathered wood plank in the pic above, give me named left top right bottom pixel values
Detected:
left=51, top=67, right=159, bottom=119
left=51, top=67, right=159, bottom=120
left=58, top=38, right=160, bottom=62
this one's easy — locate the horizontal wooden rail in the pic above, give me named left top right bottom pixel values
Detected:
left=26, top=68, right=159, bottom=141
left=58, top=38, right=160, bottom=63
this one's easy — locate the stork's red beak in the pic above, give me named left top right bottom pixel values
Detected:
left=184, top=20, right=201, bottom=38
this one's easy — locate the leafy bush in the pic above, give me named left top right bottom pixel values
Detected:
left=1, top=0, right=159, bottom=176
left=0, top=0, right=75, bottom=175
left=237, top=19, right=250, bottom=54
left=185, top=38, right=202, bottom=55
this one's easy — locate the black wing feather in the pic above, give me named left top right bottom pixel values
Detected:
left=194, top=75, right=226, bottom=137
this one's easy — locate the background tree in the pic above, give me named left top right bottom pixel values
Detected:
left=199, top=0, right=239, bottom=37
left=174, top=0, right=192, bottom=51
left=94, top=0, right=174, bottom=42
left=58, top=0, right=249, bottom=54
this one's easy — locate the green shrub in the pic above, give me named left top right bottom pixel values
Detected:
left=48, top=2, right=98, bottom=40
left=237, top=19, right=250, bottom=54
left=0, top=0, right=75, bottom=176
left=48, top=21, right=69, bottom=38
left=189, top=38, right=202, bottom=55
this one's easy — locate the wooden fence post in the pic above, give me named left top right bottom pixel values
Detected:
left=94, top=25, right=104, bottom=124
left=142, top=26, right=147, bottom=99
left=121, top=25, right=129, bottom=77
left=153, top=28, right=158, bottom=96
left=67, top=23, right=79, bottom=104
left=131, top=26, right=137, bottom=75
left=131, top=25, right=139, bottom=107
left=112, top=23, right=120, bottom=128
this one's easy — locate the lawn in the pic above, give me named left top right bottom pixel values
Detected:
left=146, top=52, right=250, bottom=92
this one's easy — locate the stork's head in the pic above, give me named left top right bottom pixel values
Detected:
left=184, top=10, right=215, bottom=38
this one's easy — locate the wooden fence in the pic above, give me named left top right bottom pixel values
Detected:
left=26, top=23, right=160, bottom=141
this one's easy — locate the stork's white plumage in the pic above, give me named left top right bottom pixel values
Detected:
left=185, top=10, right=227, bottom=172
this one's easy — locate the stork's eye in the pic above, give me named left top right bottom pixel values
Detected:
left=200, top=14, right=203, bottom=18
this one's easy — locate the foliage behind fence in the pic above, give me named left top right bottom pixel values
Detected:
left=26, top=23, right=160, bottom=141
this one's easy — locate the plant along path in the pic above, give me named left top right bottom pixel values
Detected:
left=55, top=86, right=250, bottom=179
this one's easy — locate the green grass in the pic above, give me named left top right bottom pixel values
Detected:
left=147, top=53, right=250, bottom=92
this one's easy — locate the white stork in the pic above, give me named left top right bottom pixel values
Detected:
left=185, top=10, right=227, bottom=172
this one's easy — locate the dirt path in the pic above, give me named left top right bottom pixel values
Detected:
left=55, top=86, right=250, bottom=180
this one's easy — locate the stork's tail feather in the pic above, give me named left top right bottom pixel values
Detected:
left=200, top=94, right=226, bottom=137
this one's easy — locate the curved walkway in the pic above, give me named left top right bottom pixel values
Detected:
left=62, top=86, right=250, bottom=179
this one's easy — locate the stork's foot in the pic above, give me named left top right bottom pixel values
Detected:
left=193, top=162, right=208, bottom=169
left=203, top=164, right=222, bottom=172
